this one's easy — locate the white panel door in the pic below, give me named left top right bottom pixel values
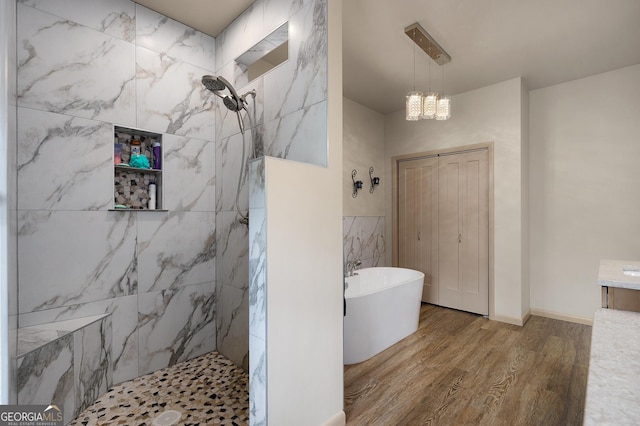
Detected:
left=438, top=150, right=489, bottom=315
left=398, top=157, right=439, bottom=303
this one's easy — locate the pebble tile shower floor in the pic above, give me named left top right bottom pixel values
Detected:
left=70, top=351, right=249, bottom=426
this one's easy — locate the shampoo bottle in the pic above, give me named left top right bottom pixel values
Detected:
left=152, top=141, right=161, bottom=170
left=148, top=182, right=156, bottom=210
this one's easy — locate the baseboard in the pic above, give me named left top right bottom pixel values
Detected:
left=321, top=411, right=346, bottom=426
left=530, top=308, right=593, bottom=326
left=491, top=313, right=526, bottom=326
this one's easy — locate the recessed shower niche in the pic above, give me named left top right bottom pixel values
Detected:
left=235, top=22, right=289, bottom=81
left=112, top=125, right=164, bottom=210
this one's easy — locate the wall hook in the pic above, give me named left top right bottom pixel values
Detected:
left=352, top=169, right=363, bottom=198
left=369, top=167, right=380, bottom=193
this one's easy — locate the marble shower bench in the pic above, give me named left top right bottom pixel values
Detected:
left=17, top=314, right=112, bottom=425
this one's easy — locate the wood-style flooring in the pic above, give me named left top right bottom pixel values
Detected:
left=344, top=304, right=592, bottom=426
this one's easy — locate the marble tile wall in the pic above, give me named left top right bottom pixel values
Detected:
left=217, top=0, right=329, bottom=423
left=15, top=0, right=218, bottom=402
left=343, top=216, right=386, bottom=269
left=17, top=315, right=112, bottom=425
left=215, top=0, right=329, bottom=381
left=3, top=0, right=19, bottom=405
left=248, top=158, right=267, bottom=426
left=14, top=0, right=331, bottom=419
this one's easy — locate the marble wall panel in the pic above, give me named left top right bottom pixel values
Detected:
left=137, top=211, right=216, bottom=293
left=19, top=296, right=138, bottom=386
left=216, top=283, right=249, bottom=370
left=216, top=210, right=249, bottom=289
left=137, top=282, right=216, bottom=375
left=249, top=337, right=267, bottom=426
left=263, top=100, right=327, bottom=166
left=215, top=1, right=265, bottom=71
left=135, top=46, right=215, bottom=140
left=16, top=4, right=136, bottom=126
left=15, top=0, right=223, bottom=407
left=248, top=205, right=266, bottom=344
left=5, top=0, right=19, bottom=405
left=263, top=0, right=307, bottom=32
left=18, top=211, right=137, bottom=314
left=248, top=158, right=266, bottom=425
left=216, top=130, right=253, bottom=212
left=343, top=216, right=386, bottom=267
left=18, top=0, right=136, bottom=42
left=135, top=5, right=216, bottom=70
left=17, top=108, right=113, bottom=211
left=74, top=317, right=112, bottom=417
left=162, top=134, right=216, bottom=212
left=263, top=0, right=327, bottom=122
left=17, top=334, right=75, bottom=424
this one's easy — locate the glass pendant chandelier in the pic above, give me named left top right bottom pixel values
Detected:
left=436, top=96, right=450, bottom=120
left=422, top=93, right=438, bottom=119
left=436, top=64, right=451, bottom=120
left=406, top=91, right=423, bottom=121
left=404, top=22, right=452, bottom=122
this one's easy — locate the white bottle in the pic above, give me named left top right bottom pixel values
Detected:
left=148, top=182, right=156, bottom=210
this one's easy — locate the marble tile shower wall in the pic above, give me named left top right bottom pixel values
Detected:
left=5, top=0, right=19, bottom=405
left=16, top=0, right=218, bottom=394
left=343, top=216, right=386, bottom=268
left=17, top=316, right=112, bottom=424
left=214, top=0, right=328, bottom=374
left=212, top=0, right=329, bottom=423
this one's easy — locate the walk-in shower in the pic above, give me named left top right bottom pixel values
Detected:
left=202, top=75, right=256, bottom=225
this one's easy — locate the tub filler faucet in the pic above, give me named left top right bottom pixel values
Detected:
left=345, top=260, right=362, bottom=277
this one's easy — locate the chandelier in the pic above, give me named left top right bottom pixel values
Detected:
left=405, top=23, right=451, bottom=121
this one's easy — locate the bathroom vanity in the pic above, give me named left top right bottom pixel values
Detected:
left=584, top=260, right=640, bottom=424
left=598, top=259, right=640, bottom=312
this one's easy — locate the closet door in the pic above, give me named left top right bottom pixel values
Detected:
left=398, top=157, right=439, bottom=303
left=438, top=150, right=489, bottom=315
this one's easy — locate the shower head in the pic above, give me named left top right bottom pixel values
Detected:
left=201, top=75, right=226, bottom=92
left=201, top=75, right=243, bottom=112
left=223, top=95, right=239, bottom=112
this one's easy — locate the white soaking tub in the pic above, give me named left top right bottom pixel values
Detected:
left=343, top=267, right=424, bottom=365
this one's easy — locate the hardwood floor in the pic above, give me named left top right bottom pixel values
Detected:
left=344, top=304, right=592, bottom=426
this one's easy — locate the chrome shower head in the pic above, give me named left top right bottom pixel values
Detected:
left=201, top=75, right=226, bottom=92
left=201, top=75, right=243, bottom=112
left=223, top=95, right=239, bottom=112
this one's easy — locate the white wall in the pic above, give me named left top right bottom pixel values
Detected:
left=343, top=97, right=385, bottom=217
left=384, top=78, right=527, bottom=323
left=529, top=64, right=640, bottom=321
left=342, top=97, right=387, bottom=268
left=264, top=158, right=344, bottom=425
left=521, top=80, right=531, bottom=317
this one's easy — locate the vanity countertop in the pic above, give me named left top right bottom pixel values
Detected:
left=597, top=259, right=640, bottom=291
left=584, top=308, right=640, bottom=425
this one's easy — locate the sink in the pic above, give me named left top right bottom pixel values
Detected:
left=623, top=268, right=640, bottom=277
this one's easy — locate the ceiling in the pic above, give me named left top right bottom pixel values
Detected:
left=135, top=0, right=640, bottom=115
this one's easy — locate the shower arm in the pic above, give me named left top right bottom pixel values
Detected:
left=234, top=90, right=257, bottom=135
left=240, top=89, right=257, bottom=107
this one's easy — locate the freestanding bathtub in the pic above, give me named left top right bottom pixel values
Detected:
left=343, top=267, right=424, bottom=365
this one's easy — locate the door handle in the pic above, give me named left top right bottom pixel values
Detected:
left=418, top=232, right=421, bottom=241
left=459, top=233, right=462, bottom=243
